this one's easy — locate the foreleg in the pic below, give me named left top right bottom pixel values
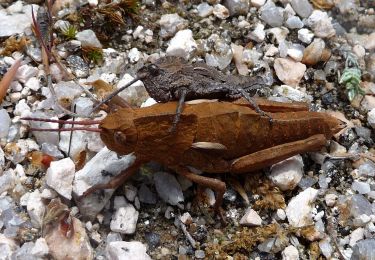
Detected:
left=80, top=160, right=143, bottom=198
left=169, top=88, right=187, bottom=133
left=236, top=88, right=273, bottom=123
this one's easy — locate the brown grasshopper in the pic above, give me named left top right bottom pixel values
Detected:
left=24, top=98, right=345, bottom=218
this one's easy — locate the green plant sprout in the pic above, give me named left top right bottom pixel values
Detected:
left=339, top=53, right=364, bottom=101
left=61, top=24, right=78, bottom=40
left=86, top=48, right=103, bottom=64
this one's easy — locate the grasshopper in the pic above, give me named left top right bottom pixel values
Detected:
left=91, top=56, right=271, bottom=131
left=24, top=98, right=345, bottom=219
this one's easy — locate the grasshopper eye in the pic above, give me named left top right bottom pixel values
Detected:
left=114, top=131, right=126, bottom=144
left=148, top=64, right=159, bottom=75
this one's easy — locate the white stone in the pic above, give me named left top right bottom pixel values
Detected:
left=282, top=245, right=299, bottom=260
left=325, top=193, right=338, bottom=206
left=59, top=117, right=104, bottom=159
left=286, top=187, right=319, bottom=227
left=110, top=205, right=139, bottom=234
left=223, top=0, right=250, bottom=16
left=10, top=92, right=21, bottom=103
left=166, top=29, right=197, bottom=60
left=273, top=85, right=311, bottom=102
left=205, top=34, right=233, bottom=70
left=154, top=172, right=184, bottom=206
left=232, top=43, right=248, bottom=75
left=106, top=241, right=151, bottom=260
left=14, top=99, right=31, bottom=117
left=269, top=155, right=303, bottom=191
left=31, top=238, right=49, bottom=257
left=180, top=212, right=192, bottom=224
left=27, top=112, right=59, bottom=146
left=240, top=208, right=262, bottom=226
left=259, top=1, right=284, bottom=27
left=73, top=147, right=136, bottom=218
left=197, top=3, right=214, bottom=17
left=238, top=20, right=250, bottom=28
left=368, top=108, right=375, bottom=129
left=26, top=190, right=46, bottom=228
left=290, top=0, right=313, bottom=18
left=73, top=97, right=94, bottom=116
left=284, top=3, right=296, bottom=17
left=330, top=140, right=347, bottom=156
left=76, top=29, right=102, bottom=48
left=352, top=181, right=371, bottom=195
left=266, top=27, right=290, bottom=44
left=15, top=64, right=38, bottom=83
left=128, top=48, right=141, bottom=63
left=46, top=158, right=75, bottom=200
left=88, top=0, right=98, bottom=6
left=45, top=217, right=93, bottom=259
left=251, top=0, right=266, bottom=8
left=349, top=228, right=364, bottom=247
left=274, top=58, right=306, bottom=86
left=276, top=209, right=286, bottom=220
left=285, top=16, right=304, bottom=29
left=141, top=97, right=157, bottom=107
left=0, top=234, right=18, bottom=259
left=117, top=74, right=149, bottom=107
left=10, top=81, right=22, bottom=92
left=7, top=1, right=23, bottom=14
left=319, top=238, right=333, bottom=258
left=0, top=170, right=16, bottom=194
left=204, top=188, right=216, bottom=206
left=0, top=109, right=11, bottom=139
left=0, top=5, right=39, bottom=37
left=41, top=188, right=57, bottom=199
left=132, top=26, right=144, bottom=39
left=298, top=28, right=314, bottom=44
left=213, top=4, right=230, bottom=19
left=353, top=214, right=371, bottom=227
left=248, top=23, right=265, bottom=42
left=4, top=139, right=38, bottom=164
left=353, top=44, right=366, bottom=59
left=124, top=185, right=137, bottom=202
left=24, top=77, right=40, bottom=91
left=305, top=10, right=335, bottom=38
left=158, top=13, right=188, bottom=38
left=287, top=45, right=305, bottom=62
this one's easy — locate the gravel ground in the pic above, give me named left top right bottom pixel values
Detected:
left=0, top=0, right=375, bottom=259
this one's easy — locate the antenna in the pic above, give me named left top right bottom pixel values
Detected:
left=21, top=117, right=102, bottom=133
left=90, top=76, right=142, bottom=113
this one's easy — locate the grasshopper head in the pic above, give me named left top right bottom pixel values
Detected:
left=99, top=109, right=138, bottom=155
left=137, top=64, right=160, bottom=79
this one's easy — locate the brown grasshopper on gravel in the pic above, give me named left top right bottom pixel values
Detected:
left=24, top=98, right=345, bottom=219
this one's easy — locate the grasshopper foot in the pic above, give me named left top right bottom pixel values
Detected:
left=214, top=206, right=227, bottom=225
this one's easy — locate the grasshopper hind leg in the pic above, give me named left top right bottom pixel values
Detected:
left=169, top=89, right=187, bottom=133
left=174, top=166, right=227, bottom=224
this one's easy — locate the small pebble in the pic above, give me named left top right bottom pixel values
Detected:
left=195, top=249, right=205, bottom=259
left=240, top=208, right=262, bottom=226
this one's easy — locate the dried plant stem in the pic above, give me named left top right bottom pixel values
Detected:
left=0, top=59, right=22, bottom=104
